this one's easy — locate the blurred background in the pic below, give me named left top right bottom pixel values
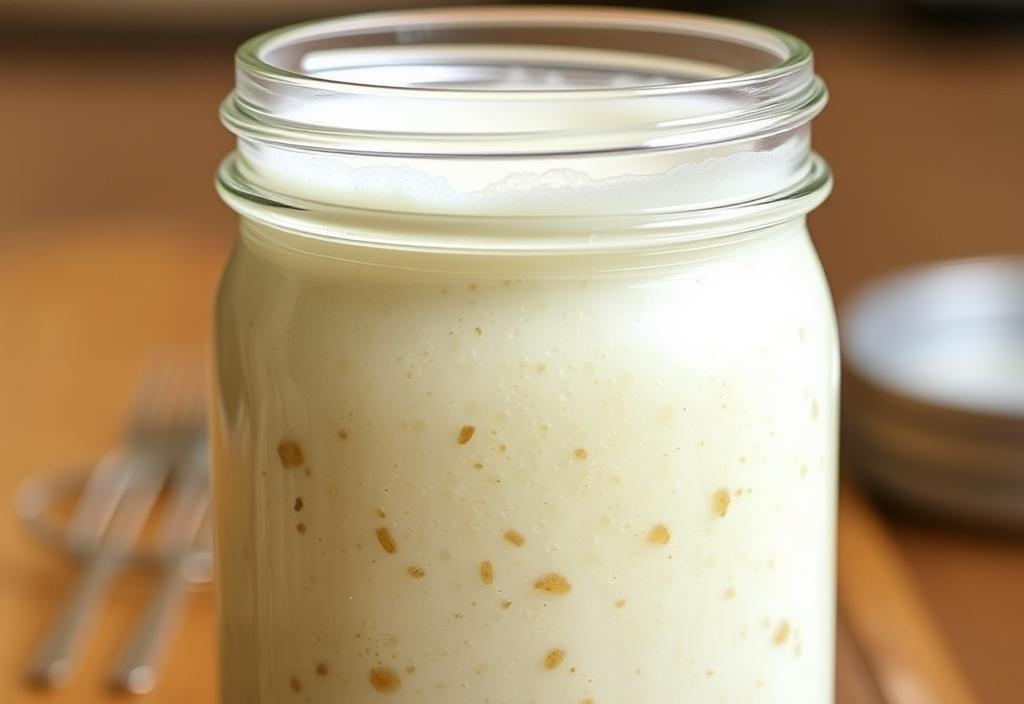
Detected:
left=0, top=1, right=1021, bottom=703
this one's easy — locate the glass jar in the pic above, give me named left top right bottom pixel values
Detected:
left=213, top=7, right=837, bottom=703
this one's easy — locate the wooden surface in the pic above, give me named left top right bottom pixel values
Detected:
left=1, top=13, right=1023, bottom=704
left=837, top=481, right=977, bottom=704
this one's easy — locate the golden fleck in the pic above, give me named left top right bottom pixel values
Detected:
left=376, top=527, right=398, bottom=554
left=376, top=507, right=386, bottom=519
left=581, top=699, right=594, bottom=704
left=289, top=677, right=302, bottom=693
left=573, top=448, right=588, bottom=460
left=614, top=599, right=626, bottom=608
left=369, top=666, right=401, bottom=692
left=277, top=440, right=304, bottom=467
left=773, top=620, right=791, bottom=645
left=534, top=573, right=572, bottom=595
left=405, top=665, right=416, bottom=674
left=724, top=587, right=735, bottom=600
left=469, top=283, right=478, bottom=291
left=338, top=429, right=349, bottom=440
left=536, top=364, right=546, bottom=374
left=713, top=489, right=731, bottom=517
left=800, top=464, right=808, bottom=478
left=543, top=648, right=566, bottom=670
left=647, top=524, right=671, bottom=545
left=316, top=663, right=329, bottom=677
left=293, top=496, right=304, bottom=512
left=407, top=566, right=425, bottom=578
left=503, top=529, right=526, bottom=547
left=498, top=443, right=508, bottom=453
left=457, top=425, right=476, bottom=445
left=705, top=668, right=715, bottom=677
left=472, top=462, right=484, bottom=471
left=303, top=466, right=311, bottom=477
left=480, top=561, right=494, bottom=585
left=295, top=522, right=306, bottom=535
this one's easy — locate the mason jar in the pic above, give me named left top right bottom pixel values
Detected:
left=213, top=7, right=837, bottom=703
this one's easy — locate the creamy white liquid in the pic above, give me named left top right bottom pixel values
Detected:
left=213, top=219, right=838, bottom=704
left=215, top=40, right=836, bottom=704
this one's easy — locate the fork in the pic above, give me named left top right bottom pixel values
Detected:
left=26, top=356, right=205, bottom=687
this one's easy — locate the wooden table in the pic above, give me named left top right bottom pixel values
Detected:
left=1, top=14, right=1022, bottom=704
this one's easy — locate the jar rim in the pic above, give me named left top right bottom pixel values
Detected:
left=223, top=5, right=827, bottom=157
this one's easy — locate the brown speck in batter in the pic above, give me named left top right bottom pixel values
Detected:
left=377, top=507, right=386, bottom=519
left=405, top=665, right=416, bottom=674
left=295, top=523, right=306, bottom=535
left=534, top=573, right=572, bottom=595
left=543, top=648, right=566, bottom=670
left=480, top=561, right=494, bottom=585
left=773, top=620, right=791, bottom=645
left=293, top=497, right=303, bottom=512
left=316, top=663, right=329, bottom=677
left=615, top=599, right=626, bottom=608
left=503, top=529, right=526, bottom=547
left=338, top=429, right=349, bottom=440
left=457, top=425, right=476, bottom=444
left=376, top=527, right=398, bottom=554
left=369, top=667, right=401, bottom=692
left=574, top=448, right=588, bottom=460
left=474, top=326, right=482, bottom=335
left=724, top=588, right=735, bottom=600
left=407, top=566, right=425, bottom=578
left=289, top=677, right=302, bottom=693
left=277, top=440, right=304, bottom=467
left=647, top=524, right=671, bottom=545
left=713, top=489, right=731, bottom=517
left=472, top=462, right=484, bottom=471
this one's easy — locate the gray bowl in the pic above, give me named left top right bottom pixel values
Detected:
left=841, top=257, right=1024, bottom=528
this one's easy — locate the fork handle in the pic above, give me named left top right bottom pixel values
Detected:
left=27, top=549, right=124, bottom=686
left=110, top=552, right=192, bottom=694
left=111, top=440, right=209, bottom=694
